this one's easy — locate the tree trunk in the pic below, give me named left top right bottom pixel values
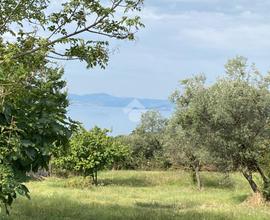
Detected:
left=191, top=169, right=197, bottom=184
left=95, top=170, right=98, bottom=186
left=191, top=161, right=202, bottom=190
left=242, top=170, right=259, bottom=193
left=195, top=164, right=202, bottom=190
left=91, top=175, right=95, bottom=185
left=256, top=163, right=269, bottom=184
left=91, top=170, right=98, bottom=186
left=91, top=174, right=97, bottom=186
left=48, top=162, right=52, bottom=177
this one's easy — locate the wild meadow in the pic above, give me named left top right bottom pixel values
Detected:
left=1, top=171, right=270, bottom=220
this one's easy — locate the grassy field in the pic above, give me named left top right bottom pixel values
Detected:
left=1, top=171, right=270, bottom=220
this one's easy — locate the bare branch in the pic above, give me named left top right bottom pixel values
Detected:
left=47, top=55, right=79, bottom=61
left=86, top=29, right=127, bottom=39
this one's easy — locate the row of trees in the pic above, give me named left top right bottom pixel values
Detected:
left=170, top=57, right=270, bottom=199
left=116, top=57, right=270, bottom=200
left=51, top=56, right=270, bottom=202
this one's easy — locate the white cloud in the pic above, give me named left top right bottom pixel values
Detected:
left=65, top=0, right=270, bottom=99
left=179, top=25, right=270, bottom=49
left=140, top=5, right=270, bottom=53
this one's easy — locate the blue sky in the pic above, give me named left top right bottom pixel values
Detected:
left=63, top=0, right=270, bottom=99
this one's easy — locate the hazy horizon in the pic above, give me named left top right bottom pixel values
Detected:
left=67, top=93, right=174, bottom=135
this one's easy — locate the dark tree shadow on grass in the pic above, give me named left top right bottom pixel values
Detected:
left=135, top=201, right=199, bottom=210
left=201, top=175, right=235, bottom=190
left=0, top=194, right=237, bottom=220
left=100, top=176, right=154, bottom=187
left=44, top=176, right=154, bottom=189
left=231, top=194, right=249, bottom=203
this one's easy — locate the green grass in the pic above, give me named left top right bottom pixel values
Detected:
left=1, top=171, right=270, bottom=220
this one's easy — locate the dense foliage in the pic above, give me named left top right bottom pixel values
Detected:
left=165, top=75, right=211, bottom=189
left=0, top=64, right=73, bottom=213
left=170, top=57, right=270, bottom=197
left=53, top=127, right=130, bottom=185
left=119, top=111, right=169, bottom=170
left=0, top=0, right=144, bottom=213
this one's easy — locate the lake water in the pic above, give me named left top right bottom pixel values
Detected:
left=68, top=104, right=173, bottom=136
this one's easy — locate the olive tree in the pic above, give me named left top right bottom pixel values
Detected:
left=179, top=57, right=270, bottom=198
left=205, top=57, right=270, bottom=195
left=166, top=75, right=210, bottom=190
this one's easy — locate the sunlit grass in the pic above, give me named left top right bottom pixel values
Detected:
left=1, top=171, right=270, bottom=220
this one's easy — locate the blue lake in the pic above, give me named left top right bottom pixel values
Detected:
left=68, top=104, right=173, bottom=136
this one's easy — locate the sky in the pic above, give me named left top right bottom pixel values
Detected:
left=63, top=0, right=270, bottom=99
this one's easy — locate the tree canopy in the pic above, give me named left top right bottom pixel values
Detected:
left=171, top=57, right=270, bottom=197
left=0, top=65, right=73, bottom=213
left=166, top=75, right=210, bottom=189
left=0, top=0, right=144, bottom=68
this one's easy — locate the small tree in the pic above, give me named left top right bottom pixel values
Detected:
left=129, top=110, right=168, bottom=169
left=57, top=126, right=129, bottom=185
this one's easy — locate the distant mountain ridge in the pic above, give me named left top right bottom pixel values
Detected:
left=68, top=93, right=173, bottom=110
left=67, top=93, right=174, bottom=135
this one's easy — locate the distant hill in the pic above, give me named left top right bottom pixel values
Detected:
left=68, top=93, right=172, bottom=110
left=67, top=93, right=174, bottom=135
